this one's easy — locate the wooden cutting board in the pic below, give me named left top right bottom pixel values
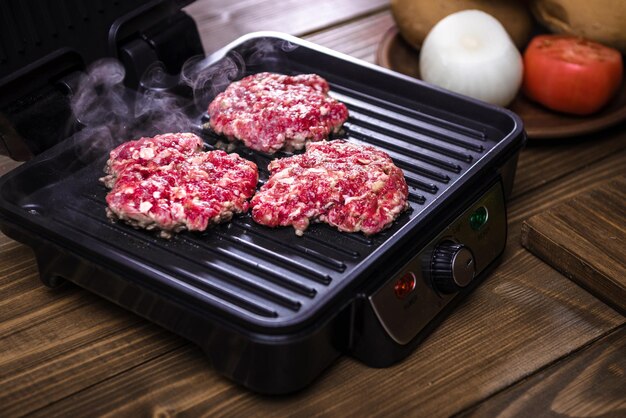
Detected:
left=521, top=175, right=626, bottom=314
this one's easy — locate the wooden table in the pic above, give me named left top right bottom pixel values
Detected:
left=2, top=1, right=625, bottom=416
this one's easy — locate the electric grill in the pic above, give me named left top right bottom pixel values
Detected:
left=0, top=1, right=526, bottom=394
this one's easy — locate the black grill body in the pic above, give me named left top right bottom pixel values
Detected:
left=0, top=0, right=202, bottom=160
left=0, top=33, right=525, bottom=394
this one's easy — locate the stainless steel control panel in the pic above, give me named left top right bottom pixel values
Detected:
left=369, top=181, right=507, bottom=345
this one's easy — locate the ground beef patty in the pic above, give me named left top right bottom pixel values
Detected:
left=251, top=140, right=409, bottom=236
left=208, top=72, right=349, bottom=154
left=101, top=133, right=258, bottom=237
left=101, top=132, right=204, bottom=188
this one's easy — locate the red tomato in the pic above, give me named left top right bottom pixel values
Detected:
left=522, top=35, right=623, bottom=115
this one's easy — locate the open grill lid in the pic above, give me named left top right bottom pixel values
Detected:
left=0, top=0, right=203, bottom=160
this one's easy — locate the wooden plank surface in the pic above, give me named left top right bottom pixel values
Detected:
left=0, top=231, right=189, bottom=417
left=521, top=176, right=626, bottom=314
left=0, top=2, right=625, bottom=417
left=511, top=124, right=626, bottom=198
left=513, top=158, right=625, bottom=235
left=460, top=325, right=626, bottom=417
left=305, top=11, right=394, bottom=63
left=183, top=0, right=388, bottom=53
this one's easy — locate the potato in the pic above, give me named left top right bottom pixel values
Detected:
left=530, top=0, right=626, bottom=54
left=391, top=0, right=533, bottom=50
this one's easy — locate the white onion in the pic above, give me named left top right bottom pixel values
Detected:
left=419, top=9, right=523, bottom=107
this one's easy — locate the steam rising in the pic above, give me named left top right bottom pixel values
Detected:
left=181, top=37, right=299, bottom=110
left=181, top=52, right=245, bottom=112
left=138, top=61, right=192, bottom=134
left=70, top=58, right=195, bottom=160
left=71, top=59, right=129, bottom=127
left=69, top=37, right=300, bottom=159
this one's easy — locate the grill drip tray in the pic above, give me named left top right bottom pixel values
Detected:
left=0, top=32, right=525, bottom=394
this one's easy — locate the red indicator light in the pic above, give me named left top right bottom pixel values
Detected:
left=394, top=272, right=416, bottom=299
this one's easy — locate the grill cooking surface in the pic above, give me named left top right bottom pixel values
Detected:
left=2, top=34, right=520, bottom=334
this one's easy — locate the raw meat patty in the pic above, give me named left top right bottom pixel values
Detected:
left=208, top=72, right=349, bottom=154
left=251, top=140, right=409, bottom=236
left=101, top=133, right=258, bottom=237
left=101, top=132, right=203, bottom=188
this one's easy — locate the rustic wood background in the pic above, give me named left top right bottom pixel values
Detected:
left=1, top=0, right=625, bottom=416
left=522, top=175, right=626, bottom=315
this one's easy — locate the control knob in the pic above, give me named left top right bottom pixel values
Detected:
left=431, top=241, right=476, bottom=293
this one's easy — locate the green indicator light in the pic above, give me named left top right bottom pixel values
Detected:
left=469, top=206, right=488, bottom=230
